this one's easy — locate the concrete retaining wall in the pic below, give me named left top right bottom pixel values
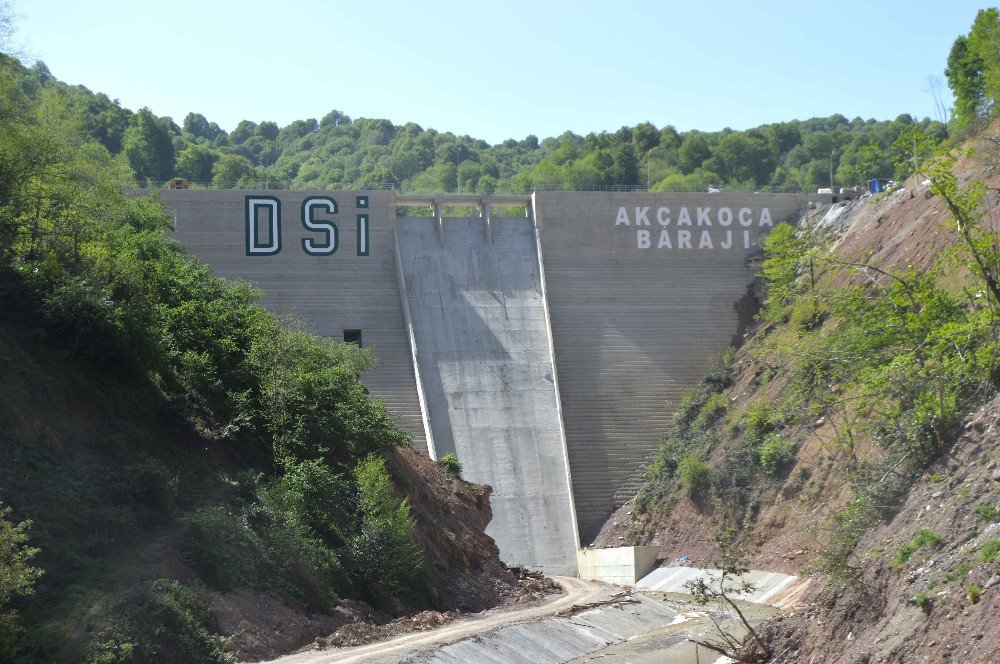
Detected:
left=578, top=546, right=660, bottom=585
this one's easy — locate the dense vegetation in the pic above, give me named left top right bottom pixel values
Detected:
left=0, top=58, right=950, bottom=195
left=0, top=47, right=429, bottom=661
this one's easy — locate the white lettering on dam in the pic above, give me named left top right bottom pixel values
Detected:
left=616, top=205, right=774, bottom=251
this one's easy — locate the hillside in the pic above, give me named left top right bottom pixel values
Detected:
left=0, top=233, right=538, bottom=663
left=592, top=125, right=1000, bottom=661
left=3, top=55, right=942, bottom=197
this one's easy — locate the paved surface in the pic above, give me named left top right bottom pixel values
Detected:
left=267, top=576, right=618, bottom=664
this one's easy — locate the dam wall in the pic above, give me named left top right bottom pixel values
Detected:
left=534, top=192, right=807, bottom=538
left=163, top=189, right=812, bottom=573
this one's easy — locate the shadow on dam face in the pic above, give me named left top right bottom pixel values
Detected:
left=162, top=189, right=815, bottom=575
left=395, top=216, right=580, bottom=575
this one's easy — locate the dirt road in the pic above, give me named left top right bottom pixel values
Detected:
left=266, top=576, right=618, bottom=664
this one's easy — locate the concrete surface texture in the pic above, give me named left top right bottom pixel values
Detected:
left=577, top=546, right=660, bottom=585
left=534, top=191, right=808, bottom=539
left=395, top=215, right=578, bottom=574
left=163, top=189, right=814, bottom=574
left=635, top=566, right=810, bottom=610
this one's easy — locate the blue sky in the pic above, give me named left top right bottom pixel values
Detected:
left=12, top=0, right=991, bottom=143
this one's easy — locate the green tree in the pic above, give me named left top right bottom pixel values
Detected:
left=122, top=107, right=175, bottom=181
left=0, top=503, right=43, bottom=647
left=946, top=9, right=1000, bottom=131
left=211, top=153, right=255, bottom=186
left=175, top=143, right=218, bottom=183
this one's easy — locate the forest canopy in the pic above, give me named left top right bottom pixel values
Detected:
left=1, top=57, right=950, bottom=194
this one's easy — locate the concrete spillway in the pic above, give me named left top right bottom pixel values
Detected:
left=394, top=216, right=579, bottom=574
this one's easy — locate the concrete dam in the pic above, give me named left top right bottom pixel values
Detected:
left=165, top=189, right=811, bottom=575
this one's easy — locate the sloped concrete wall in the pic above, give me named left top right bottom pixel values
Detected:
left=165, top=189, right=427, bottom=453
left=394, top=215, right=579, bottom=574
left=535, top=192, right=808, bottom=540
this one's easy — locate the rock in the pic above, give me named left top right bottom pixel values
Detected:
left=984, top=575, right=1000, bottom=589
left=991, top=467, right=1000, bottom=482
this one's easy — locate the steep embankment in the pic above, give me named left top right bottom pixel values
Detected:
left=592, top=141, right=1000, bottom=661
left=0, top=280, right=537, bottom=663
left=755, top=394, right=1000, bottom=663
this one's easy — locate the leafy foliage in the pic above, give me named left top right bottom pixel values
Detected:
left=893, top=530, right=943, bottom=567
left=0, top=504, right=41, bottom=648
left=0, top=53, right=948, bottom=195
left=438, top=453, right=462, bottom=479
left=86, top=580, right=233, bottom=664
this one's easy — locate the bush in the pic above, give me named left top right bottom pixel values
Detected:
left=677, top=453, right=711, bottom=499
left=910, top=591, right=931, bottom=610
left=743, top=400, right=776, bottom=450
left=966, top=582, right=983, bottom=604
left=182, top=507, right=261, bottom=591
left=86, top=579, right=232, bottom=664
left=249, top=504, right=341, bottom=610
left=100, top=457, right=179, bottom=523
left=342, top=456, right=426, bottom=604
left=692, top=392, right=728, bottom=430
left=438, top=453, right=462, bottom=479
left=263, top=459, right=355, bottom=548
left=758, top=434, right=797, bottom=475
left=0, top=504, right=42, bottom=648
left=975, top=503, right=997, bottom=521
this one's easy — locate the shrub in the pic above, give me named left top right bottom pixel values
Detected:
left=439, top=453, right=462, bottom=479
left=86, top=579, right=232, bottom=664
left=692, top=392, right=728, bottom=430
left=249, top=504, right=341, bottom=611
left=743, top=401, right=776, bottom=450
left=978, top=539, right=1000, bottom=563
left=910, top=591, right=931, bottom=610
left=100, top=457, right=179, bottom=523
left=342, top=456, right=426, bottom=604
left=966, top=582, right=983, bottom=604
left=788, top=297, right=825, bottom=331
left=0, top=504, right=42, bottom=647
left=677, top=453, right=712, bottom=499
left=182, top=507, right=261, bottom=591
left=946, top=561, right=973, bottom=582
left=263, top=459, right=355, bottom=548
left=758, top=434, right=797, bottom=475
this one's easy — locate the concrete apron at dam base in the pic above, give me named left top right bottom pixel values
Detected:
left=163, top=189, right=821, bottom=576
left=269, top=566, right=808, bottom=664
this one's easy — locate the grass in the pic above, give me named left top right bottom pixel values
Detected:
left=977, top=539, right=1000, bottom=563
left=975, top=504, right=997, bottom=521
left=893, top=530, right=943, bottom=567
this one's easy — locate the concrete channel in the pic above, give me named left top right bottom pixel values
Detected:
left=270, top=568, right=807, bottom=664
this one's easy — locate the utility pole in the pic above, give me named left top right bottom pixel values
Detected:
left=829, top=149, right=835, bottom=190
